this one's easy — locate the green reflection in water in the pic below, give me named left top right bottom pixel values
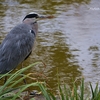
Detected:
left=31, top=31, right=82, bottom=89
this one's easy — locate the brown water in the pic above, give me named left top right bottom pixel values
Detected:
left=0, top=0, right=100, bottom=90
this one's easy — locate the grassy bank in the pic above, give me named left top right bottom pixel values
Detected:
left=0, top=62, right=100, bottom=100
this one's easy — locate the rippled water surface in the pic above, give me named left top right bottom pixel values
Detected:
left=0, top=0, right=100, bottom=90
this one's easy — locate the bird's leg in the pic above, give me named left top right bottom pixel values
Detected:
left=21, top=62, right=31, bottom=94
left=21, top=62, right=27, bottom=84
left=4, top=76, right=7, bottom=84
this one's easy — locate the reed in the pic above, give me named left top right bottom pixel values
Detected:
left=0, top=63, right=100, bottom=100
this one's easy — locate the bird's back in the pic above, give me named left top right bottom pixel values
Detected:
left=0, top=23, right=35, bottom=74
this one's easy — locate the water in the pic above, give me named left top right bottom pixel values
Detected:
left=0, top=0, right=100, bottom=90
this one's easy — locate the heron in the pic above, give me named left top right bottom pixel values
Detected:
left=0, top=12, right=51, bottom=75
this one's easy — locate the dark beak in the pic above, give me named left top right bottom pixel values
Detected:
left=38, top=15, right=54, bottom=19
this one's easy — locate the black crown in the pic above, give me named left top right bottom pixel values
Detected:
left=23, top=14, right=38, bottom=21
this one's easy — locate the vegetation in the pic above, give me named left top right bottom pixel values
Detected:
left=0, top=62, right=100, bottom=100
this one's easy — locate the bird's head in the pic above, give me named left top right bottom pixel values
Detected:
left=23, top=12, right=54, bottom=34
left=23, top=12, right=54, bottom=22
left=23, top=12, right=39, bottom=21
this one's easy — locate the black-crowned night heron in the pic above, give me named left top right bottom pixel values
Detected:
left=0, top=12, right=51, bottom=74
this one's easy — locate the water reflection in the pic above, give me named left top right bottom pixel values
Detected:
left=34, top=31, right=81, bottom=88
left=0, top=0, right=100, bottom=90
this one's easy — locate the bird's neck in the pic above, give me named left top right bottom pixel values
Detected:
left=23, top=18, right=38, bottom=34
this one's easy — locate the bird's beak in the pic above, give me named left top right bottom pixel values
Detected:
left=38, top=15, right=54, bottom=20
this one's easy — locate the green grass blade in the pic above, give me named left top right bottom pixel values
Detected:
left=38, top=82, right=51, bottom=100
left=0, top=71, right=11, bottom=79
left=94, top=83, right=98, bottom=99
left=12, top=82, right=40, bottom=100
left=58, top=84, right=65, bottom=100
left=89, top=82, right=94, bottom=99
left=64, top=84, right=69, bottom=100
left=49, top=92, right=56, bottom=100
left=8, top=74, right=27, bottom=89
left=73, top=83, right=79, bottom=100
left=80, top=78, right=84, bottom=100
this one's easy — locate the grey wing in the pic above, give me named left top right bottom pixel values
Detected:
left=0, top=24, right=35, bottom=74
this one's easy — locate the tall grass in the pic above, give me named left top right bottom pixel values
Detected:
left=0, top=63, right=100, bottom=100
left=90, top=82, right=100, bottom=100
left=0, top=62, right=48, bottom=100
left=50, top=79, right=100, bottom=100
